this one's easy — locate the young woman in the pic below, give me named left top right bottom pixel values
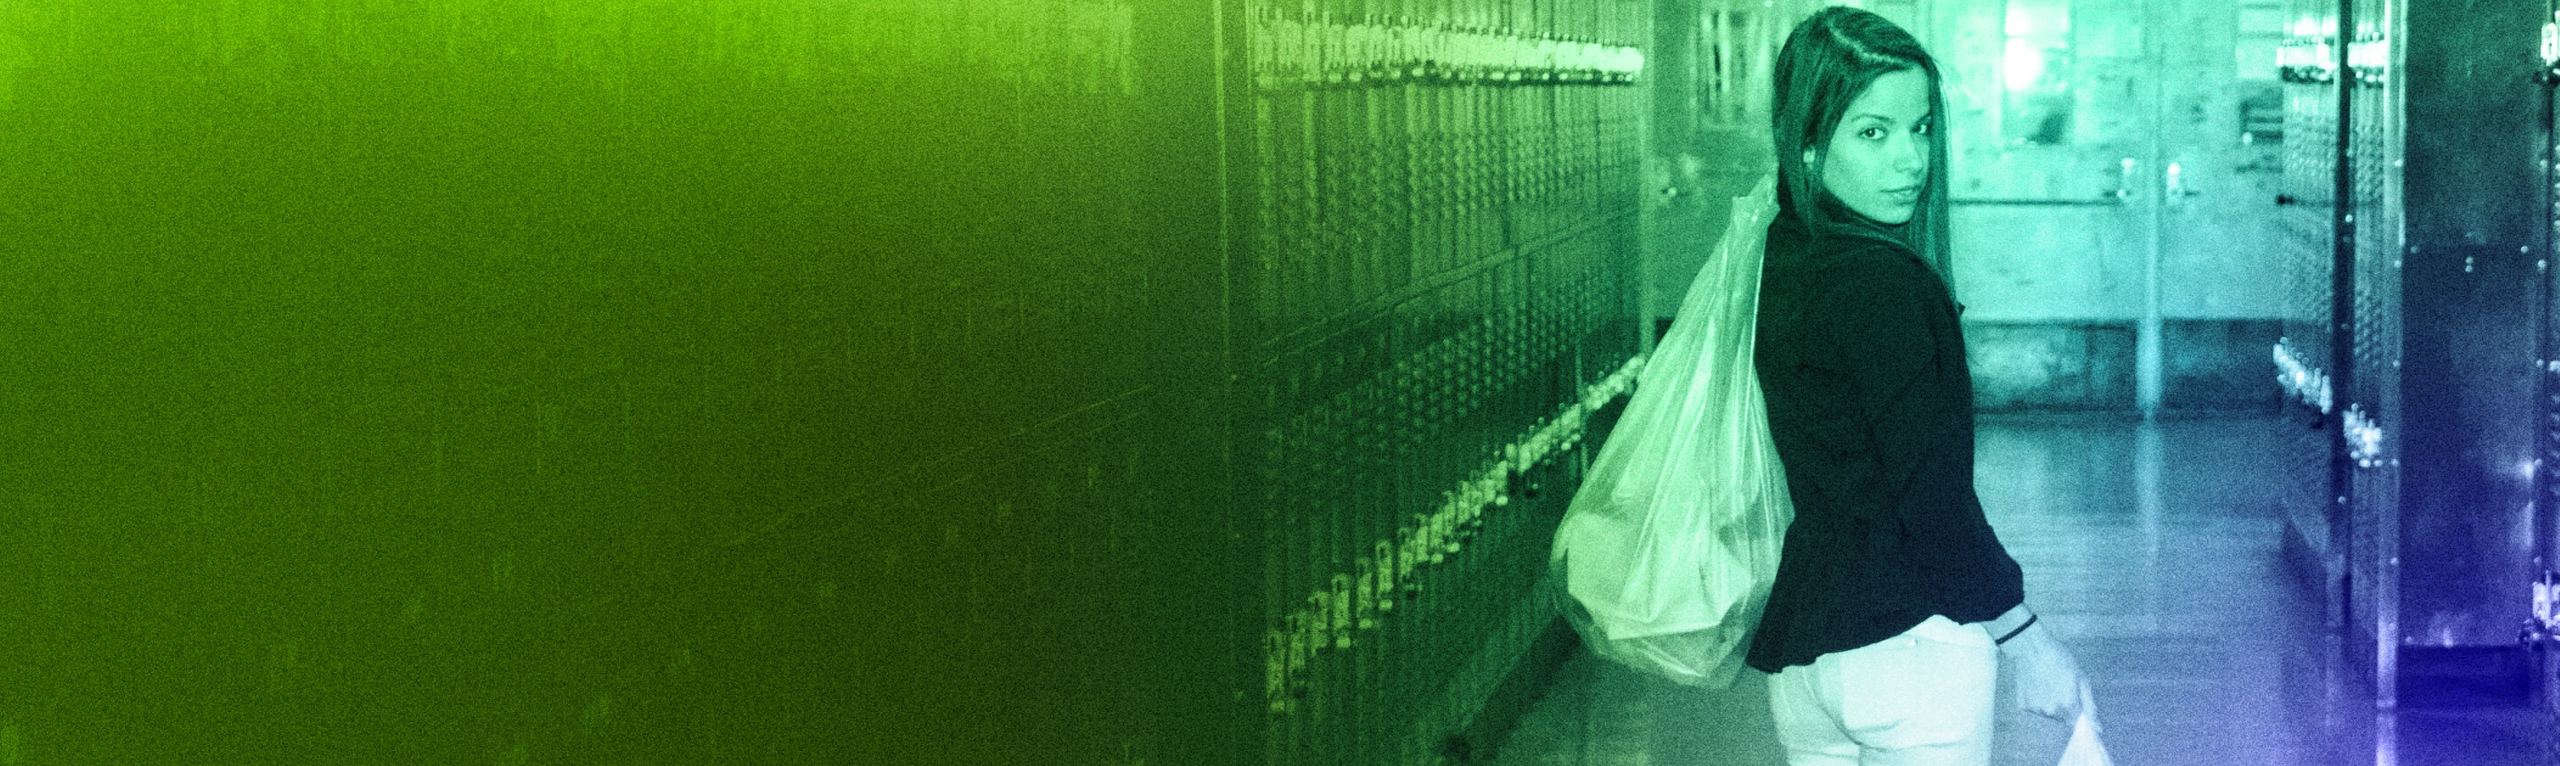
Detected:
left=1748, top=7, right=2090, bottom=764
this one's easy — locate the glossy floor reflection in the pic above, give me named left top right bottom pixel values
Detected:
left=1489, top=414, right=2551, bottom=766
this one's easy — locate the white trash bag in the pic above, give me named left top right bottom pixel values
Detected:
left=1549, top=176, right=1789, bottom=689
left=2058, top=682, right=2114, bottom=766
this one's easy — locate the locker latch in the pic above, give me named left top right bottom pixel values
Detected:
left=2540, top=15, right=2560, bottom=85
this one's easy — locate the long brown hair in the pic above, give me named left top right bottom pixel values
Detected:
left=1771, top=7, right=1952, bottom=273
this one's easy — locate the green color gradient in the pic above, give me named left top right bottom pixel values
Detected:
left=0, top=1, right=1231, bottom=763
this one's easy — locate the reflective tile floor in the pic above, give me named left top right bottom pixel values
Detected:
left=1489, top=414, right=2553, bottom=766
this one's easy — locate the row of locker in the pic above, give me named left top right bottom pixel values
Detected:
left=1254, top=84, right=1641, bottom=336
left=1252, top=218, right=1640, bottom=764
left=1239, top=1, right=1658, bottom=766
left=1243, top=0, right=1648, bottom=50
left=2274, top=0, right=2560, bottom=721
left=1242, top=3, right=1655, bottom=766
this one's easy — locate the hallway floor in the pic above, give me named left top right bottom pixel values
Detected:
left=1489, top=414, right=2553, bottom=766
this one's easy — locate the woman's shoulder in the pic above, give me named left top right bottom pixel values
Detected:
left=1804, top=234, right=1930, bottom=283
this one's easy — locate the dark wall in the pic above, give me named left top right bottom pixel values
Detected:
left=2402, top=0, right=2545, bottom=249
left=2390, top=0, right=2548, bottom=648
left=2385, top=0, right=2549, bottom=650
left=0, top=2, right=1237, bottom=763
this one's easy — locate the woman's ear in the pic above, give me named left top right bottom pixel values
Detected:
left=1801, top=146, right=1818, bottom=171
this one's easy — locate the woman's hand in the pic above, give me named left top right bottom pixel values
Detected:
left=1999, top=620, right=2087, bottom=722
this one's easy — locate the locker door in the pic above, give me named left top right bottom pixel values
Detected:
left=2544, top=6, right=2560, bottom=632
left=2539, top=0, right=2560, bottom=721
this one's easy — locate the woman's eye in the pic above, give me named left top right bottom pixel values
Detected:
left=1914, top=122, right=1932, bottom=135
left=1860, top=127, right=1884, bottom=140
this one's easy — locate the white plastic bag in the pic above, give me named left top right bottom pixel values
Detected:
left=2058, top=683, right=2113, bottom=766
left=1549, top=176, right=1790, bottom=689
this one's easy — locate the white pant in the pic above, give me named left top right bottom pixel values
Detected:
left=1766, top=614, right=1997, bottom=766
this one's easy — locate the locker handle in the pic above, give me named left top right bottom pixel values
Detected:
left=2165, top=162, right=2199, bottom=203
left=2546, top=17, right=2558, bottom=68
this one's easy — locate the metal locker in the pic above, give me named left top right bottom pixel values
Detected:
left=2274, top=0, right=2344, bottom=636
left=2538, top=0, right=2560, bottom=722
left=2343, top=0, right=2404, bottom=700
left=2298, top=0, right=2556, bottom=711
left=2396, top=0, right=2551, bottom=650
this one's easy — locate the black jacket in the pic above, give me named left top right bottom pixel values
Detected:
left=1744, top=209, right=2024, bottom=673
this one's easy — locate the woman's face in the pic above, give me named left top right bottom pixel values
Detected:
left=1805, top=67, right=1932, bottom=225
